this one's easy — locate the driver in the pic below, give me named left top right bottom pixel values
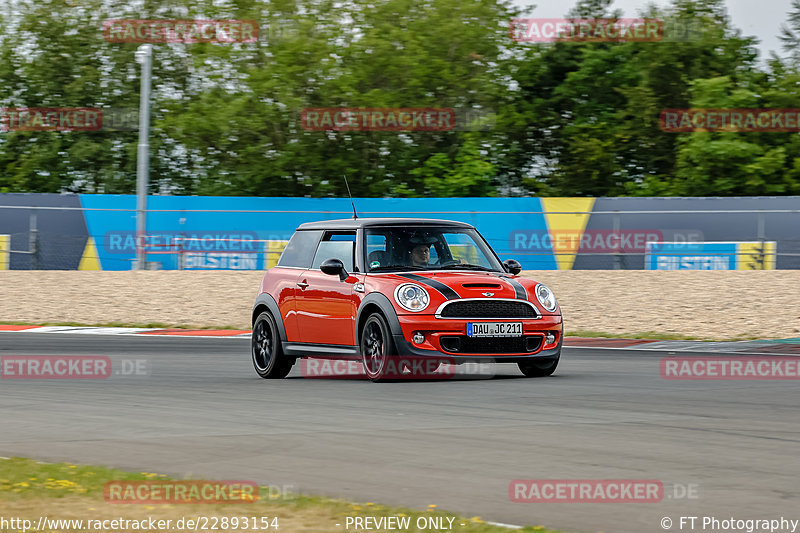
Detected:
left=408, top=234, right=437, bottom=267
left=410, top=243, right=431, bottom=267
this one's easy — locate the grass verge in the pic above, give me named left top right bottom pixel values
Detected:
left=0, top=457, right=562, bottom=533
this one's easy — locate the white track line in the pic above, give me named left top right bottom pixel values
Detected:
left=485, top=521, right=523, bottom=529
left=566, top=345, right=800, bottom=356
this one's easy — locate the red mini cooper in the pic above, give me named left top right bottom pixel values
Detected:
left=251, top=218, right=562, bottom=381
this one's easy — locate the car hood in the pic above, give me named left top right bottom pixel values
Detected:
left=386, top=270, right=538, bottom=302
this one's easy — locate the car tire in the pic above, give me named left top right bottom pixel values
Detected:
left=518, top=356, right=559, bottom=377
left=360, top=313, right=397, bottom=382
left=252, top=311, right=293, bottom=379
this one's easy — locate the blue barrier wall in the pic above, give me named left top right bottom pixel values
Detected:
left=79, top=195, right=556, bottom=270
left=1, top=194, right=797, bottom=270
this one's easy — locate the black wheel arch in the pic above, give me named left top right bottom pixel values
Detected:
left=252, top=293, right=287, bottom=343
left=356, top=292, right=402, bottom=342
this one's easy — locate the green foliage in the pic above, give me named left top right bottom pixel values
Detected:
left=412, top=135, right=495, bottom=196
left=1, top=0, right=800, bottom=197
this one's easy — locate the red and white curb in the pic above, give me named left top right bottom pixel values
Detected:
left=2, top=325, right=799, bottom=354
left=0, top=325, right=250, bottom=338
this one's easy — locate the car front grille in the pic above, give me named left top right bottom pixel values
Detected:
left=440, top=335, right=542, bottom=354
left=438, top=300, right=539, bottom=319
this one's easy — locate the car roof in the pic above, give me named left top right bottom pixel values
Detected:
left=296, top=217, right=475, bottom=231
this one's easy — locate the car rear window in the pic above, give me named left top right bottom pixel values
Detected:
left=277, top=230, right=322, bottom=268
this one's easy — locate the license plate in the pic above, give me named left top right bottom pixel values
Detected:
left=466, top=322, right=522, bottom=337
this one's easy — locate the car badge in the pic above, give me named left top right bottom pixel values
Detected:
left=482, top=292, right=494, bottom=297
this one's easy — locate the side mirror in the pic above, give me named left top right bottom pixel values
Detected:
left=320, top=258, right=348, bottom=281
left=502, top=259, right=522, bottom=275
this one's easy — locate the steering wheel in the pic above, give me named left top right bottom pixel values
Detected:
left=436, top=259, right=461, bottom=267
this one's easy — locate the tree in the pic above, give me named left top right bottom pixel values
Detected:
left=2, top=0, right=800, bottom=198
left=503, top=0, right=763, bottom=196
left=155, top=0, right=517, bottom=197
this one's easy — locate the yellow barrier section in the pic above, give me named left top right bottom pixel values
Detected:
left=0, top=235, right=9, bottom=270
left=265, top=240, right=289, bottom=269
left=737, top=241, right=777, bottom=270
left=78, top=237, right=102, bottom=270
left=541, top=198, right=596, bottom=270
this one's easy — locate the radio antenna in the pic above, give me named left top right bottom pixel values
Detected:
left=343, top=175, right=358, bottom=219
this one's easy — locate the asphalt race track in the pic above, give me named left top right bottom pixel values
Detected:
left=1, top=333, right=799, bottom=533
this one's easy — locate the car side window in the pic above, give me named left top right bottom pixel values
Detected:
left=277, top=230, right=322, bottom=268
left=311, top=231, right=355, bottom=272
left=366, top=234, right=388, bottom=268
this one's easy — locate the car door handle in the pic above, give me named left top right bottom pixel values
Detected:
left=296, top=281, right=309, bottom=288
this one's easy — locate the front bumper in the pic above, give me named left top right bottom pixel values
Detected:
left=392, top=313, right=563, bottom=363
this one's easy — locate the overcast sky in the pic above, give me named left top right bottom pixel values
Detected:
left=513, top=0, right=794, bottom=60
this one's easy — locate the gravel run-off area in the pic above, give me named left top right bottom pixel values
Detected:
left=1, top=271, right=798, bottom=340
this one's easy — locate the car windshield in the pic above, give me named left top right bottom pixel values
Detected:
left=365, top=226, right=504, bottom=272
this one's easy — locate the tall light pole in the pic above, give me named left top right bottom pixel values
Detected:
left=134, top=44, right=152, bottom=270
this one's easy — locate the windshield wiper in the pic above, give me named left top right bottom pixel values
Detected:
left=440, top=263, right=494, bottom=271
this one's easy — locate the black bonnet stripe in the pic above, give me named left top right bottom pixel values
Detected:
left=498, top=275, right=528, bottom=300
left=396, top=273, right=460, bottom=300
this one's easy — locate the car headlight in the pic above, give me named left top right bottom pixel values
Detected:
left=535, top=283, right=557, bottom=312
left=394, top=283, right=430, bottom=312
